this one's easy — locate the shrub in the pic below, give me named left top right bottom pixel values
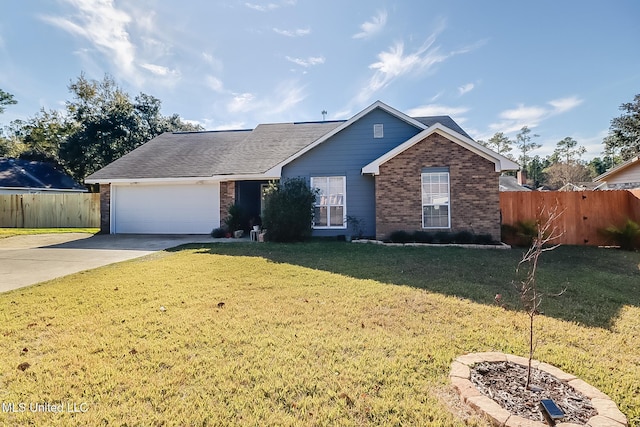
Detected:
left=346, top=215, right=365, bottom=239
left=210, top=227, right=227, bottom=238
left=412, top=231, right=434, bottom=243
left=224, top=204, right=245, bottom=232
left=262, top=178, right=317, bottom=242
left=473, top=233, right=495, bottom=245
left=433, top=231, right=454, bottom=244
left=601, top=219, right=640, bottom=251
left=389, top=230, right=411, bottom=243
left=452, top=230, right=474, bottom=244
left=502, top=220, right=538, bottom=247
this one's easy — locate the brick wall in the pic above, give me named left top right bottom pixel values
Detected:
left=375, top=133, right=500, bottom=240
left=219, top=181, right=236, bottom=227
left=99, top=183, right=111, bottom=234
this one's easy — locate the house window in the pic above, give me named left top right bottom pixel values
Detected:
left=421, top=169, right=450, bottom=228
left=311, top=176, right=346, bottom=228
left=373, top=124, right=384, bottom=138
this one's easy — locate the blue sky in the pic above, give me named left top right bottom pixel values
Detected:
left=1, top=0, right=639, bottom=160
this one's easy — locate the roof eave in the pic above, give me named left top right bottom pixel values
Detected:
left=85, top=172, right=281, bottom=185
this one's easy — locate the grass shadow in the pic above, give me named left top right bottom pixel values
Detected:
left=180, top=241, right=640, bottom=330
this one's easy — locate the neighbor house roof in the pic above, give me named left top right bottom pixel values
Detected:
left=499, top=175, right=531, bottom=191
left=0, top=158, right=86, bottom=192
left=593, top=156, right=640, bottom=183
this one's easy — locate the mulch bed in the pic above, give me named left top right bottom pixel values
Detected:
left=470, top=361, right=597, bottom=424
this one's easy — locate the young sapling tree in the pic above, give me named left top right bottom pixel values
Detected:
left=515, top=204, right=565, bottom=389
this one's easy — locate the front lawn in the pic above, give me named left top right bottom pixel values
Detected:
left=0, top=228, right=99, bottom=239
left=0, top=242, right=638, bottom=426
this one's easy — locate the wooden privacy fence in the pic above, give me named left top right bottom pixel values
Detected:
left=0, top=193, right=100, bottom=228
left=500, top=190, right=640, bottom=246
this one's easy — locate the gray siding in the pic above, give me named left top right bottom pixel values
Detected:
left=282, top=108, right=422, bottom=237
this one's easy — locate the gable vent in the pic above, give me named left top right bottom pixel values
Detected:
left=373, top=124, right=384, bottom=138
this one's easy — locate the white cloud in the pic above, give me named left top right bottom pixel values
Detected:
left=225, top=81, right=306, bottom=118
left=273, top=27, right=310, bottom=37
left=228, top=93, right=256, bottom=113
left=140, top=63, right=179, bottom=77
left=41, top=0, right=137, bottom=79
left=406, top=104, right=469, bottom=117
left=548, top=96, right=583, bottom=113
left=245, top=2, right=279, bottom=11
left=351, top=18, right=485, bottom=105
left=489, top=96, right=584, bottom=134
left=205, top=75, right=225, bottom=93
left=285, top=56, right=325, bottom=67
left=353, top=10, right=387, bottom=39
left=458, top=83, right=474, bottom=96
left=355, top=32, right=446, bottom=103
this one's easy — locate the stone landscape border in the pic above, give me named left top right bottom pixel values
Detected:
left=450, top=352, right=628, bottom=427
left=352, top=239, right=512, bottom=249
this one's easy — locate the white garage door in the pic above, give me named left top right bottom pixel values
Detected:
left=113, top=183, right=220, bottom=234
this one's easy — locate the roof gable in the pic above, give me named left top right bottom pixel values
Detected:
left=362, top=123, right=520, bottom=174
left=264, top=100, right=427, bottom=176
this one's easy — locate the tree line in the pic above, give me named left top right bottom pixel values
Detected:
left=1, top=77, right=639, bottom=189
left=0, top=74, right=202, bottom=183
left=477, top=93, right=640, bottom=189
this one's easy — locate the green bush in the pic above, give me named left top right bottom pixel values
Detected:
left=502, top=219, right=538, bottom=247
left=433, top=231, right=454, bottom=244
left=412, top=231, right=434, bottom=243
left=210, top=227, right=227, bottom=238
left=601, top=219, right=640, bottom=251
left=386, top=229, right=498, bottom=245
left=224, top=204, right=246, bottom=232
left=473, top=234, right=495, bottom=245
left=452, top=230, right=474, bottom=244
left=389, top=230, right=411, bottom=243
left=262, top=178, right=317, bottom=242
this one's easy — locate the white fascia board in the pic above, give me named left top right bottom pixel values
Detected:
left=264, top=100, right=427, bottom=176
left=361, top=123, right=520, bottom=175
left=593, top=156, right=639, bottom=182
left=87, top=173, right=281, bottom=186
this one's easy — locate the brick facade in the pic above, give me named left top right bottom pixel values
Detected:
left=219, top=181, right=236, bottom=227
left=375, top=133, right=500, bottom=241
left=99, top=184, right=111, bottom=234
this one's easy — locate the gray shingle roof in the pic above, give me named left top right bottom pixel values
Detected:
left=86, top=121, right=344, bottom=180
left=85, top=114, right=470, bottom=181
left=413, top=116, right=472, bottom=139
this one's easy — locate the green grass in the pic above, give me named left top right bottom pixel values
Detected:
left=0, top=242, right=638, bottom=426
left=0, top=228, right=99, bottom=238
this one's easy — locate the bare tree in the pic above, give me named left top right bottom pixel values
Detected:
left=514, top=204, right=564, bottom=389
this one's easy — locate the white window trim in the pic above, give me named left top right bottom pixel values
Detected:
left=421, top=171, right=451, bottom=229
left=311, top=176, right=347, bottom=229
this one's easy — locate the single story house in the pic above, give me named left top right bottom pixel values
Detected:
left=85, top=101, right=519, bottom=240
left=0, top=158, right=87, bottom=194
left=594, top=156, right=640, bottom=189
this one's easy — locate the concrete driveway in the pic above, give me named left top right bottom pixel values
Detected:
left=0, top=233, right=216, bottom=293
